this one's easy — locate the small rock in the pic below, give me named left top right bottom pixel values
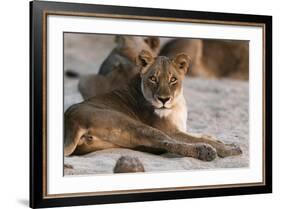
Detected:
left=113, top=156, right=145, bottom=173
left=65, top=69, right=80, bottom=78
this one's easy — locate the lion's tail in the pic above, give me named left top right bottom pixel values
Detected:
left=64, top=105, right=87, bottom=156
left=64, top=127, right=86, bottom=156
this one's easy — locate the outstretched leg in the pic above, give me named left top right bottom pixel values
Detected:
left=169, top=131, right=242, bottom=157
left=64, top=104, right=217, bottom=161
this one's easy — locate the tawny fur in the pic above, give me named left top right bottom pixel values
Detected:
left=78, top=36, right=160, bottom=99
left=160, top=39, right=249, bottom=79
left=64, top=51, right=242, bottom=162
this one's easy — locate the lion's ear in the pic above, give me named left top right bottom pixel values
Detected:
left=144, top=37, right=160, bottom=53
left=114, top=35, right=123, bottom=43
left=115, top=35, right=127, bottom=50
left=136, top=50, right=154, bottom=74
left=173, top=53, right=191, bottom=75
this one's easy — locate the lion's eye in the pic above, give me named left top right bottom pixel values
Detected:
left=149, top=76, right=157, bottom=82
left=170, top=77, right=177, bottom=83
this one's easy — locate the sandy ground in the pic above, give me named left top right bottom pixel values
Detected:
left=63, top=33, right=249, bottom=175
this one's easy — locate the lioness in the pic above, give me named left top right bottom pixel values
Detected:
left=78, top=36, right=160, bottom=99
left=160, top=39, right=249, bottom=79
left=64, top=50, right=242, bottom=161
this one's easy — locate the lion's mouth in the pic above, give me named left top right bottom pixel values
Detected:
left=155, top=105, right=171, bottom=110
left=150, top=99, right=172, bottom=109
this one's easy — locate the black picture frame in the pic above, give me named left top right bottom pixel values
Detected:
left=30, top=0, right=272, bottom=208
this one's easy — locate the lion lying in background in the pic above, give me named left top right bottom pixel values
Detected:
left=78, top=36, right=160, bottom=99
left=160, top=39, right=249, bottom=79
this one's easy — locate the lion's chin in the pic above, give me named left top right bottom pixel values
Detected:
left=154, top=107, right=172, bottom=118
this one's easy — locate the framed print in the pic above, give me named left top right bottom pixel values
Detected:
left=30, top=0, right=272, bottom=208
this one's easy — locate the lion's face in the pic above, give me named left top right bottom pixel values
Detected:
left=137, top=50, right=191, bottom=109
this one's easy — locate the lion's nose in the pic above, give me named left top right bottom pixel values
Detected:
left=157, top=96, right=170, bottom=105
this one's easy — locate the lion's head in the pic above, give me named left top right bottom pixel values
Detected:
left=136, top=50, right=191, bottom=109
left=115, top=36, right=160, bottom=62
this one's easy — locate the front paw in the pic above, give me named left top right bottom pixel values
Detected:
left=217, top=143, right=243, bottom=158
left=201, top=135, right=242, bottom=158
left=195, top=143, right=217, bottom=161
